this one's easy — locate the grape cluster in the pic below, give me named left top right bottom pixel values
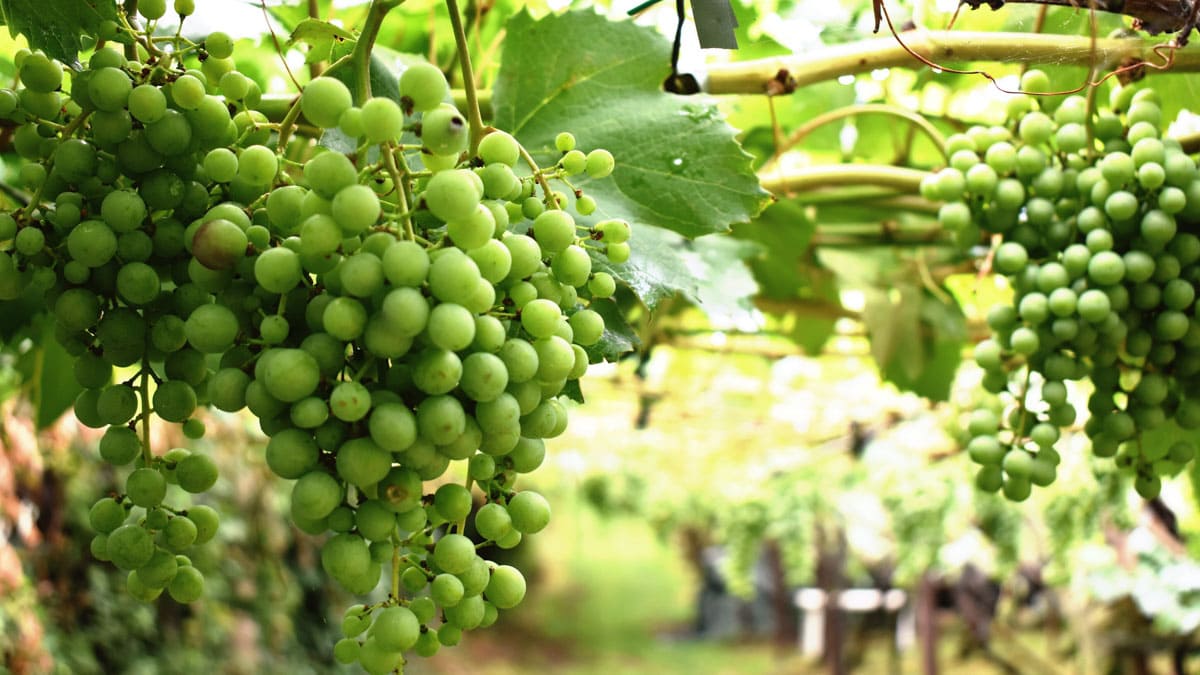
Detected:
left=926, top=71, right=1200, bottom=501
left=0, top=6, right=629, bottom=671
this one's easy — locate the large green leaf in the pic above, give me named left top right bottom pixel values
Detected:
left=492, top=10, right=768, bottom=239
left=592, top=225, right=757, bottom=315
left=0, top=0, right=118, bottom=64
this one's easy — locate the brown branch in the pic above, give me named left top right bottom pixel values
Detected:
left=960, top=0, right=1198, bottom=37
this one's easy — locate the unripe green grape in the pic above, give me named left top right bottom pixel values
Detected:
left=136, top=549, right=180, bottom=590
left=485, top=565, right=526, bottom=609
left=20, top=53, right=61, bottom=93
left=399, top=62, right=448, bottom=113
left=330, top=381, right=372, bottom=422
left=185, top=303, right=239, bottom=354
left=586, top=149, right=615, bottom=179
left=421, top=105, right=469, bottom=156
left=108, top=524, right=155, bottom=570
left=331, top=184, right=381, bottom=234
left=532, top=210, right=576, bottom=254
left=423, top=169, right=482, bottom=222
left=153, top=380, right=196, bottom=423
left=372, top=606, right=420, bottom=652
left=162, top=515, right=198, bottom=552
left=360, top=96, right=404, bottom=143
left=219, top=71, right=249, bottom=100
left=606, top=242, right=631, bottom=263
left=323, top=296, right=368, bottom=340
left=175, top=454, right=217, bottom=493
left=417, top=394, right=466, bottom=445
left=166, top=565, right=204, bottom=603
left=507, top=490, right=550, bottom=534
left=238, top=145, right=278, bottom=185
left=479, top=130, right=519, bottom=166
left=588, top=272, right=617, bottom=298
left=89, top=497, right=127, bottom=534
left=99, top=426, right=141, bottom=465
left=301, top=77, right=352, bottom=129
left=292, top=470, right=343, bottom=520
left=433, top=533, right=476, bottom=574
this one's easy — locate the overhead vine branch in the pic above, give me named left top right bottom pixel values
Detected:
left=705, top=31, right=1200, bottom=95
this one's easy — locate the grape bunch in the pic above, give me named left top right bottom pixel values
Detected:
left=0, top=5, right=630, bottom=671
left=925, top=71, right=1200, bottom=501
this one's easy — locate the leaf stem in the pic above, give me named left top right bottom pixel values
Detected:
left=445, top=0, right=486, bottom=156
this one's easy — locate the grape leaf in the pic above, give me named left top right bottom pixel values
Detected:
left=0, top=0, right=118, bottom=64
left=492, top=10, right=768, bottom=239
left=585, top=297, right=640, bottom=363
left=289, top=19, right=355, bottom=65
left=592, top=224, right=757, bottom=315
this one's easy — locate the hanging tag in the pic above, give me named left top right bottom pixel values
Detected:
left=691, top=0, right=738, bottom=49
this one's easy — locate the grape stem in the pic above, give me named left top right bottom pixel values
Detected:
left=761, top=104, right=948, bottom=174
left=445, top=0, right=486, bottom=157
left=139, top=366, right=152, bottom=465
left=380, top=144, right=416, bottom=240
left=275, top=95, right=304, bottom=154
left=351, top=0, right=404, bottom=104
left=518, top=145, right=560, bottom=210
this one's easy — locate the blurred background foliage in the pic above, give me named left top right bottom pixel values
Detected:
left=5, top=0, right=1200, bottom=673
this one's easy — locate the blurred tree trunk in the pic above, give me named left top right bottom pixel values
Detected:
left=763, top=539, right=797, bottom=648
left=816, top=525, right=847, bottom=675
left=917, top=572, right=939, bottom=675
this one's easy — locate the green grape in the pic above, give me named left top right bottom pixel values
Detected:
left=532, top=210, right=576, bottom=254
left=185, top=303, right=240, bottom=353
left=433, top=534, right=476, bottom=574
left=301, top=77, right=352, bottom=129
left=399, top=62, right=448, bottom=113
left=331, top=184, right=381, bottom=234
left=206, top=31, right=234, bottom=59
left=372, top=606, right=420, bottom=651
left=89, top=497, right=127, bottom=534
left=507, top=491, right=550, bottom=534
left=444, top=594, right=485, bottom=630
left=430, top=573, right=465, bottom=608
left=20, top=53, right=61, bottom=93
left=338, top=253, right=385, bottom=297
left=330, top=381, right=372, bottom=422
left=292, top=470, right=343, bottom=520
left=167, top=565, right=204, bottom=603
left=555, top=132, right=576, bottom=152
left=186, top=505, right=219, bottom=545
left=479, top=130, right=519, bottom=166
left=304, top=150, right=358, bottom=199
left=474, top=502, right=512, bottom=541
left=108, top=524, right=155, bottom=571
left=423, top=169, right=482, bottom=222
left=421, top=104, right=469, bottom=156
left=485, top=565, right=526, bottom=609
left=238, top=145, right=278, bottom=185
left=360, top=97, right=404, bottom=144
left=382, top=240, right=430, bottom=287
left=585, top=149, right=615, bottom=179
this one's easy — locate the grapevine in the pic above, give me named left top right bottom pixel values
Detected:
left=0, top=2, right=631, bottom=671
